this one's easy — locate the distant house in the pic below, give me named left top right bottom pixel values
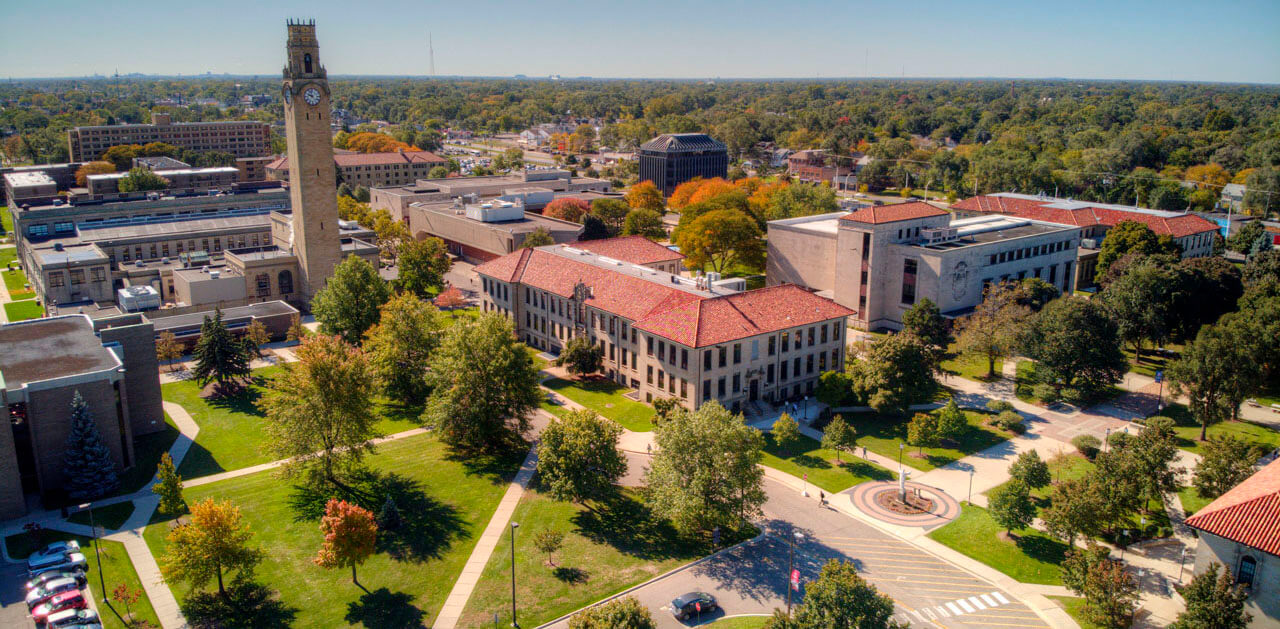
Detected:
left=1222, top=183, right=1247, bottom=211
left=1184, top=458, right=1280, bottom=627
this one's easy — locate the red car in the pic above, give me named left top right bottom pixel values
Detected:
left=31, top=590, right=86, bottom=625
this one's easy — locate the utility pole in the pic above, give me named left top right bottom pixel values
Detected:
left=429, top=32, right=435, bottom=77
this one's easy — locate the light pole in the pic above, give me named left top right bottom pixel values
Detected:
left=967, top=469, right=975, bottom=504
left=898, top=442, right=904, bottom=467
left=1178, top=548, right=1187, bottom=583
left=510, top=521, right=519, bottom=628
left=1104, top=428, right=1110, bottom=453
left=787, top=531, right=805, bottom=617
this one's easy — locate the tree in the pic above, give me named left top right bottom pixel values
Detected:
left=901, top=297, right=949, bottom=362
left=1096, top=220, right=1178, bottom=277
left=314, top=499, right=378, bottom=586
left=243, top=319, right=270, bottom=359
left=625, top=181, right=665, bottom=212
left=101, top=144, right=142, bottom=170
left=312, top=255, right=391, bottom=345
left=934, top=400, right=968, bottom=443
left=1099, top=259, right=1183, bottom=359
left=262, top=334, right=377, bottom=487
left=622, top=208, right=667, bottom=240
left=1062, top=545, right=1139, bottom=629
left=988, top=479, right=1035, bottom=534
left=1128, top=416, right=1182, bottom=508
left=852, top=333, right=937, bottom=415
left=555, top=335, right=604, bottom=377
left=568, top=596, right=655, bottom=629
left=906, top=412, right=941, bottom=456
left=1015, top=277, right=1061, bottom=312
left=395, top=237, right=451, bottom=298
left=433, top=285, right=468, bottom=313
left=61, top=391, right=121, bottom=501
left=652, top=397, right=681, bottom=421
left=1169, top=321, right=1258, bottom=441
left=762, top=182, right=839, bottom=221
left=153, top=452, right=186, bottom=517
left=771, top=412, right=801, bottom=455
left=645, top=401, right=766, bottom=536
left=1227, top=220, right=1265, bottom=253
left=1243, top=167, right=1279, bottom=215
left=116, top=167, right=170, bottom=193
left=423, top=313, right=542, bottom=451
left=286, top=313, right=305, bottom=344
left=537, top=409, right=626, bottom=504
left=1008, top=450, right=1051, bottom=489
left=544, top=198, right=590, bottom=223
left=955, top=282, right=1029, bottom=378
left=191, top=309, right=251, bottom=394
left=520, top=227, right=555, bottom=248
left=1193, top=435, right=1260, bottom=499
left=815, top=370, right=855, bottom=407
left=769, top=559, right=902, bottom=629
left=363, top=292, right=447, bottom=404
left=580, top=215, right=611, bottom=240
left=1042, top=478, right=1106, bottom=544
left=532, top=529, right=565, bottom=566
left=1020, top=297, right=1127, bottom=398
left=156, top=330, right=184, bottom=372
left=377, top=497, right=402, bottom=532
left=1171, top=563, right=1252, bottom=629
left=75, top=161, right=115, bottom=186
left=111, top=582, right=143, bottom=624
left=821, top=414, right=857, bottom=462
left=161, top=498, right=263, bottom=598
left=428, top=165, right=449, bottom=179
left=672, top=209, right=764, bottom=274
left=590, top=198, right=631, bottom=236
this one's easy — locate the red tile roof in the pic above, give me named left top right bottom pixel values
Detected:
left=952, top=195, right=1218, bottom=238
left=474, top=250, right=853, bottom=347
left=267, top=150, right=446, bottom=170
left=571, top=236, right=684, bottom=265
left=840, top=201, right=949, bottom=224
left=1185, top=458, right=1280, bottom=556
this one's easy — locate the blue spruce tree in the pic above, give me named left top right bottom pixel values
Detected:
left=61, top=391, right=120, bottom=501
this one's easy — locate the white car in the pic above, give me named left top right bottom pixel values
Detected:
left=47, top=607, right=100, bottom=628
left=24, top=576, right=78, bottom=608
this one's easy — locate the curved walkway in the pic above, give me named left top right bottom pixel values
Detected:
left=847, top=480, right=960, bottom=529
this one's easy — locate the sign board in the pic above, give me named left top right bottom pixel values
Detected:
left=791, top=569, right=801, bottom=591
left=1154, top=370, right=1164, bottom=383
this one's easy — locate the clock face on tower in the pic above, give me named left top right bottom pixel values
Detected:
left=304, top=88, right=321, bottom=105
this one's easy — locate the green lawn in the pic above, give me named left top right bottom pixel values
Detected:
left=4, top=299, right=43, bottom=321
left=117, top=413, right=182, bottom=494
left=457, top=488, right=706, bottom=627
left=4, top=532, right=160, bottom=629
left=760, top=433, right=892, bottom=493
left=543, top=377, right=656, bottom=432
left=67, top=501, right=137, bottom=530
left=143, top=432, right=525, bottom=628
left=1121, top=344, right=1180, bottom=379
left=928, top=504, right=1071, bottom=585
left=1156, top=404, right=1280, bottom=457
left=940, top=346, right=1002, bottom=382
left=0, top=206, right=11, bottom=235
left=1178, top=484, right=1214, bottom=517
left=2, top=268, right=35, bottom=299
left=0, top=246, right=16, bottom=267
left=708, top=616, right=771, bottom=628
left=163, top=365, right=423, bottom=479
left=1048, top=596, right=1101, bottom=629
left=838, top=410, right=1011, bottom=472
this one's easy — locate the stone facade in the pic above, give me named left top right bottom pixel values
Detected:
left=1190, top=532, right=1279, bottom=628
left=68, top=113, right=271, bottom=162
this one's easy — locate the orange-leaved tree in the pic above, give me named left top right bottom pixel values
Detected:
left=624, top=180, right=665, bottom=212
left=314, top=498, right=378, bottom=587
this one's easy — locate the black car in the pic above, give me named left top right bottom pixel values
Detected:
left=670, top=591, right=717, bottom=620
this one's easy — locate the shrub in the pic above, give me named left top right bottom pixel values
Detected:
left=994, top=410, right=1024, bottom=433
left=1072, top=435, right=1101, bottom=460
left=1061, top=388, right=1087, bottom=405
left=986, top=399, right=1016, bottom=413
left=1032, top=383, right=1060, bottom=403
left=1107, top=430, right=1131, bottom=450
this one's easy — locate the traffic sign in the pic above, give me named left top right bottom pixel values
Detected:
left=790, top=569, right=801, bottom=591
left=1154, top=370, right=1163, bottom=383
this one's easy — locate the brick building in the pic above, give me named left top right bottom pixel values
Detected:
left=68, top=113, right=272, bottom=162
left=265, top=150, right=447, bottom=188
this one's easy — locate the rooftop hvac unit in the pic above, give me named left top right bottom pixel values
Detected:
left=920, top=227, right=959, bottom=245
left=1081, top=238, right=1098, bottom=249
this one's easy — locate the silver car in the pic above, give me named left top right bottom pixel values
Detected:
left=46, top=607, right=100, bottom=628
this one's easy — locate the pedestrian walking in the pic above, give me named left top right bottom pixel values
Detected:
left=862, top=446, right=867, bottom=460
left=819, top=491, right=825, bottom=507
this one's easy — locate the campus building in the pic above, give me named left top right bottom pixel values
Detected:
left=766, top=202, right=1080, bottom=331
left=952, top=193, right=1219, bottom=287
left=67, top=113, right=272, bottom=162
left=368, top=170, right=612, bottom=216
left=264, top=150, right=447, bottom=188
left=476, top=242, right=853, bottom=412
left=787, top=149, right=853, bottom=184
left=1185, top=458, right=1280, bottom=628
left=0, top=314, right=163, bottom=518
left=0, top=163, right=86, bottom=205
left=398, top=196, right=583, bottom=263
left=638, top=134, right=728, bottom=196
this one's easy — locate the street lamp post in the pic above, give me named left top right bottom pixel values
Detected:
left=967, top=469, right=975, bottom=504
left=787, top=531, right=805, bottom=617
left=898, top=442, right=904, bottom=467
left=1178, top=548, right=1187, bottom=583
left=510, top=522, right=519, bottom=628
left=1104, top=428, right=1111, bottom=453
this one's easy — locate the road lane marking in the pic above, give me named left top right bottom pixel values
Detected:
left=957, top=620, right=1049, bottom=628
left=957, top=598, right=975, bottom=613
left=968, top=596, right=987, bottom=610
left=994, top=591, right=1010, bottom=604
left=936, top=605, right=950, bottom=617
left=946, top=601, right=965, bottom=615
left=981, top=594, right=998, bottom=606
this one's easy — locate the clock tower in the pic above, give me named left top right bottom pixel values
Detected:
left=281, top=19, right=341, bottom=299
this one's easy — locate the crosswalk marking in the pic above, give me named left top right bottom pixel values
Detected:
left=911, top=609, right=926, bottom=622
left=994, top=591, right=1010, bottom=604
left=928, top=591, right=1016, bottom=619
left=936, top=605, right=950, bottom=617
left=981, top=594, right=999, bottom=606
left=947, top=601, right=964, bottom=615
left=957, top=599, right=975, bottom=613
left=968, top=596, right=987, bottom=610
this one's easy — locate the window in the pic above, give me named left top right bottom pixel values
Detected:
left=69, top=269, right=85, bottom=285
left=278, top=270, right=293, bottom=294
left=647, top=336, right=654, bottom=356
left=658, top=371, right=664, bottom=388
left=732, top=374, right=740, bottom=393
left=647, top=365, right=654, bottom=384
left=717, top=377, right=726, bottom=397
left=681, top=348, right=688, bottom=370
left=767, top=364, right=775, bottom=383
left=255, top=273, right=270, bottom=297
left=620, top=348, right=627, bottom=366
left=719, top=346, right=727, bottom=368
left=832, top=326, right=840, bottom=342
left=53, top=221, right=74, bottom=233
left=703, top=379, right=711, bottom=399
left=751, top=340, right=759, bottom=361
left=733, top=343, right=741, bottom=364
left=794, top=357, right=802, bottom=376
left=781, top=361, right=788, bottom=381
left=768, top=336, right=776, bottom=356
left=658, top=342, right=665, bottom=362
left=901, top=259, right=918, bottom=305
left=49, top=272, right=65, bottom=287
left=781, top=332, right=789, bottom=352
left=91, top=267, right=106, bottom=282
left=303, top=53, right=313, bottom=73
left=1238, top=556, right=1257, bottom=587
left=808, top=327, right=815, bottom=347
left=807, top=354, right=814, bottom=374
left=680, top=379, right=687, bottom=398
left=820, top=325, right=827, bottom=344
left=704, top=349, right=712, bottom=370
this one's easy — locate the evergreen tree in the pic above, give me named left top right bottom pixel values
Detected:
left=1171, top=563, right=1252, bottom=629
left=377, top=497, right=402, bottom=532
left=61, top=391, right=121, bottom=501
left=191, top=309, right=251, bottom=394
left=153, top=452, right=186, bottom=516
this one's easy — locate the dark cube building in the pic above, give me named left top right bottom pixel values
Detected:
left=638, top=133, right=728, bottom=196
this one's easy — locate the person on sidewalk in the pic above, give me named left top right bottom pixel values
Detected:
left=819, top=491, right=826, bottom=507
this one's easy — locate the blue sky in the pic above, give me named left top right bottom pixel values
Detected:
left=4, top=0, right=1279, bottom=83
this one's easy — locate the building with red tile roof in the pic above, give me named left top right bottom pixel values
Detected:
left=840, top=201, right=950, bottom=225
left=571, top=235, right=685, bottom=272
left=475, top=243, right=853, bottom=412
left=265, top=150, right=446, bottom=188
left=1184, top=458, right=1280, bottom=625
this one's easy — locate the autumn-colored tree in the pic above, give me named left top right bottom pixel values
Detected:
left=1184, top=163, right=1231, bottom=190
left=668, top=177, right=707, bottom=210
left=314, top=498, right=378, bottom=587
left=433, top=285, right=468, bottom=313
left=687, top=178, right=737, bottom=206
left=161, top=498, right=263, bottom=598
left=345, top=132, right=418, bottom=153
left=672, top=209, right=765, bottom=274
left=543, top=197, right=590, bottom=223
left=111, top=582, right=143, bottom=624
left=244, top=319, right=270, bottom=358
left=75, top=161, right=115, bottom=186
left=286, top=313, right=305, bottom=344
left=155, top=331, right=184, bottom=372
left=624, top=180, right=665, bottom=212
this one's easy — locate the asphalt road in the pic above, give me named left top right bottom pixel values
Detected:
left=0, top=561, right=35, bottom=629
left=546, top=473, right=1049, bottom=629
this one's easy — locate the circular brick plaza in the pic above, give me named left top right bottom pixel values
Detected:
left=847, top=480, right=961, bottom=529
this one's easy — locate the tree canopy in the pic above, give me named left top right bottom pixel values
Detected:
left=312, top=255, right=391, bottom=345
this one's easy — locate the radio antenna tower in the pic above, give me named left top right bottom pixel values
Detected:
left=429, top=32, right=435, bottom=76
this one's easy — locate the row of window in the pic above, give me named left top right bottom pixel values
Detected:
left=47, top=266, right=106, bottom=287
left=987, top=239, right=1072, bottom=266
left=110, top=231, right=270, bottom=263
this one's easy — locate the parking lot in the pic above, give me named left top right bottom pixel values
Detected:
left=0, top=560, right=35, bottom=629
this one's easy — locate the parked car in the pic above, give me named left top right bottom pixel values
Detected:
left=46, top=607, right=99, bottom=628
left=26, top=541, right=80, bottom=566
left=31, top=590, right=87, bottom=624
left=24, top=570, right=86, bottom=592
left=28, top=552, right=88, bottom=579
left=25, top=576, right=79, bottom=608
left=669, top=591, right=718, bottom=620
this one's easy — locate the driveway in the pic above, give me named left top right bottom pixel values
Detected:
left=544, top=477, right=1049, bottom=629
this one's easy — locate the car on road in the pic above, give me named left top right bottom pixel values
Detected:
left=24, top=570, right=87, bottom=592
left=669, top=591, right=718, bottom=620
left=46, top=607, right=100, bottom=628
left=28, top=552, right=88, bottom=579
left=26, top=541, right=80, bottom=567
left=25, top=576, right=80, bottom=608
left=31, top=590, right=87, bottom=625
